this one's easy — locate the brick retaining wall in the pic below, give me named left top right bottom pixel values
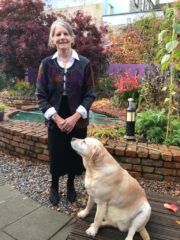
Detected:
left=0, top=95, right=37, bottom=107
left=0, top=120, right=180, bottom=182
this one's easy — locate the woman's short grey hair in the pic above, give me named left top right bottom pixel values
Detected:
left=48, top=19, right=75, bottom=48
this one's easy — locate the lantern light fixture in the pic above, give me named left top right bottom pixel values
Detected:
left=124, top=98, right=136, bottom=140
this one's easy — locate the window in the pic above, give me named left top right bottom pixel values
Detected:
left=134, top=0, right=139, bottom=7
left=127, top=18, right=132, bottom=24
left=108, top=3, right=114, bottom=15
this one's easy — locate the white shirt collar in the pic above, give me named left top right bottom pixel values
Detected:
left=52, top=49, right=79, bottom=61
left=52, top=49, right=79, bottom=69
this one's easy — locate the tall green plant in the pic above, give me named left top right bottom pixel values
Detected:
left=136, top=109, right=180, bottom=146
left=157, top=3, right=180, bottom=140
left=133, top=14, right=162, bottom=63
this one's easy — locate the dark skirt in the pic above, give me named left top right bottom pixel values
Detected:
left=48, top=96, right=86, bottom=177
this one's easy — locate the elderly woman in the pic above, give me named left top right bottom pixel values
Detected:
left=36, top=19, right=95, bottom=205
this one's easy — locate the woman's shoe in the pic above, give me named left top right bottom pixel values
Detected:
left=49, top=188, right=59, bottom=206
left=67, top=186, right=77, bottom=203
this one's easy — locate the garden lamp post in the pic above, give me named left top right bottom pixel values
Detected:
left=124, top=98, right=136, bottom=140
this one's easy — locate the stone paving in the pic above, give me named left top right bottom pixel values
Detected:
left=0, top=175, right=76, bottom=240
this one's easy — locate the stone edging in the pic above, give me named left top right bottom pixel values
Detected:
left=0, top=120, right=179, bottom=182
left=0, top=95, right=36, bottom=107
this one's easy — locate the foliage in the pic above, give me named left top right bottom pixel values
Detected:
left=164, top=203, right=179, bottom=213
left=113, top=70, right=140, bottom=107
left=7, top=82, right=35, bottom=97
left=0, top=0, right=55, bottom=79
left=104, top=11, right=174, bottom=64
left=88, top=125, right=125, bottom=141
left=88, top=109, right=180, bottom=146
left=13, top=99, right=23, bottom=104
left=92, top=98, right=118, bottom=110
left=112, top=89, right=139, bottom=108
left=91, top=98, right=126, bottom=118
left=105, top=14, right=163, bottom=64
left=95, top=74, right=116, bottom=99
left=165, top=119, right=180, bottom=146
left=138, top=64, right=169, bottom=110
left=105, top=27, right=144, bottom=64
left=88, top=126, right=118, bottom=139
left=136, top=109, right=180, bottom=146
left=114, top=70, right=139, bottom=93
left=157, top=4, right=180, bottom=71
left=0, top=72, right=13, bottom=90
left=136, top=110, right=167, bottom=143
left=0, top=103, right=6, bottom=111
left=133, top=14, right=162, bottom=63
left=157, top=2, right=180, bottom=140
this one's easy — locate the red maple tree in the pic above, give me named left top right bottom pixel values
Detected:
left=0, top=0, right=56, bottom=79
left=114, top=70, right=139, bottom=93
left=105, top=28, right=144, bottom=64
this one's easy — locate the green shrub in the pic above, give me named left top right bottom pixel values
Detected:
left=0, top=72, right=12, bottom=90
left=8, top=82, right=35, bottom=97
left=136, top=110, right=180, bottom=146
left=165, top=120, right=180, bottom=146
left=88, top=125, right=125, bottom=141
left=136, top=110, right=167, bottom=143
left=146, top=127, right=165, bottom=143
left=88, top=126, right=118, bottom=139
left=13, top=99, right=23, bottom=104
left=0, top=103, right=6, bottom=111
left=96, top=74, right=116, bottom=99
left=112, top=88, right=139, bottom=108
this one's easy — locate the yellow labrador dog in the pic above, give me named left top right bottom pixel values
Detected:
left=71, top=137, right=151, bottom=240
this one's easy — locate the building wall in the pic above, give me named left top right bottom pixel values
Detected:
left=47, top=3, right=103, bottom=26
left=103, top=9, right=163, bottom=27
left=103, top=0, right=156, bottom=15
left=103, top=0, right=129, bottom=15
left=129, top=0, right=142, bottom=12
left=45, top=1, right=171, bottom=27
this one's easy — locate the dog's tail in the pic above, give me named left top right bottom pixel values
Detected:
left=139, top=227, right=150, bottom=240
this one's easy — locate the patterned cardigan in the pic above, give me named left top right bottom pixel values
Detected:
left=36, top=54, right=96, bottom=129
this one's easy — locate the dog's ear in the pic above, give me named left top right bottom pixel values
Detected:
left=90, top=144, right=103, bottom=166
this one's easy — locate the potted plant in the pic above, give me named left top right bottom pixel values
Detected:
left=0, top=103, right=6, bottom=121
left=13, top=99, right=23, bottom=109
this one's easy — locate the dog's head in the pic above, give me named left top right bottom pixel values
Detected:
left=71, top=137, right=104, bottom=167
left=71, top=137, right=122, bottom=177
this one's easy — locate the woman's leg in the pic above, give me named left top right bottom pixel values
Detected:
left=51, top=174, right=59, bottom=190
left=67, top=173, right=76, bottom=203
left=48, top=126, right=67, bottom=206
left=49, top=174, right=60, bottom=206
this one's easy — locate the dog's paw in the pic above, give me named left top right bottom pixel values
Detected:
left=77, top=209, right=89, bottom=218
left=125, top=237, right=133, bottom=240
left=86, top=224, right=98, bottom=237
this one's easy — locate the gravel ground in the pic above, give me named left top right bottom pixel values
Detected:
left=0, top=151, right=179, bottom=217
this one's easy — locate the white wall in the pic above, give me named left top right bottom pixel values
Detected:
left=103, top=10, right=163, bottom=26
left=45, top=0, right=102, bottom=8
left=104, top=0, right=129, bottom=14
left=160, top=0, right=174, bottom=3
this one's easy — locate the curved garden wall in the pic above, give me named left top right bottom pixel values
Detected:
left=0, top=120, right=179, bottom=182
left=0, top=95, right=37, bottom=107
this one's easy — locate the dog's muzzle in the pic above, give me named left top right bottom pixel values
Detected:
left=71, top=137, right=77, bottom=142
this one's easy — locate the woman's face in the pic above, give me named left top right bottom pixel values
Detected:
left=52, top=25, right=74, bottom=51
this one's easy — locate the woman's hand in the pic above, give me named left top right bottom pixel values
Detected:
left=52, top=114, right=65, bottom=131
left=61, top=112, right=81, bottom=134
